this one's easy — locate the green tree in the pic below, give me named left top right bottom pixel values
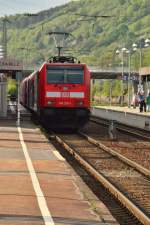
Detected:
left=102, top=80, right=110, bottom=97
left=91, top=82, right=101, bottom=99
left=3, top=0, right=150, bottom=67
left=7, top=79, right=17, bottom=96
left=112, top=80, right=121, bottom=97
left=118, top=0, right=126, bottom=5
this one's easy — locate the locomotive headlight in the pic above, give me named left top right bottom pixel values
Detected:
left=47, top=100, right=54, bottom=106
left=76, top=100, right=84, bottom=106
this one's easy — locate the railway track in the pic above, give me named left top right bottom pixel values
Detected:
left=83, top=117, right=150, bottom=171
left=90, top=116, right=150, bottom=140
left=50, top=131, right=150, bottom=225
left=8, top=105, right=150, bottom=224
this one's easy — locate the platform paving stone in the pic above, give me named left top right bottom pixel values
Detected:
left=0, top=119, right=119, bottom=225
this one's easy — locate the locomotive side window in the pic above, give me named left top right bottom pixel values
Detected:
left=46, top=66, right=84, bottom=84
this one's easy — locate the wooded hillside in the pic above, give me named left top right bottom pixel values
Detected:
left=0, top=0, right=150, bottom=67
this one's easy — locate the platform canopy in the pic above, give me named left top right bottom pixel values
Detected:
left=139, top=67, right=150, bottom=76
left=89, top=66, right=139, bottom=80
left=0, top=58, right=22, bottom=72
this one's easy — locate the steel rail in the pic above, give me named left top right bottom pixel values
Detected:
left=90, top=116, right=150, bottom=141
left=79, top=131, right=150, bottom=178
left=116, top=125, right=150, bottom=141
left=53, top=133, right=150, bottom=225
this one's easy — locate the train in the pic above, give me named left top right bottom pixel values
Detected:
left=20, top=56, right=90, bottom=129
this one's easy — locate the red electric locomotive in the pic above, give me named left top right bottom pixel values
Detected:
left=20, top=56, right=90, bottom=129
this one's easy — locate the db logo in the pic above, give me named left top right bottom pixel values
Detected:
left=61, top=92, right=70, bottom=97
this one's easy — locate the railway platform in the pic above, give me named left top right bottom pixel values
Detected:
left=92, top=106, right=150, bottom=131
left=0, top=111, right=118, bottom=225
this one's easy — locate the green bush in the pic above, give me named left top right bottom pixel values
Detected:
left=7, top=79, right=17, bottom=96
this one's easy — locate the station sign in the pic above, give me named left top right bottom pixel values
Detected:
left=123, top=75, right=139, bottom=81
left=117, top=75, right=139, bottom=81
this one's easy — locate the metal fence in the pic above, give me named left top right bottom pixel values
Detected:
left=0, top=82, right=7, bottom=117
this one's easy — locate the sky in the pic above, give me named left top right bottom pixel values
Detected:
left=0, top=0, right=71, bottom=17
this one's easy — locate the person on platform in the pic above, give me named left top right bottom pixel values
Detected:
left=138, top=92, right=146, bottom=112
left=146, top=93, right=150, bottom=112
left=131, top=93, right=139, bottom=108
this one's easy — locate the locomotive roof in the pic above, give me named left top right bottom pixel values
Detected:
left=21, top=61, right=88, bottom=83
left=38, top=61, right=86, bottom=72
left=48, top=55, right=79, bottom=63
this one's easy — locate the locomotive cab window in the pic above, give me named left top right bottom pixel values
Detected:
left=46, top=66, right=84, bottom=84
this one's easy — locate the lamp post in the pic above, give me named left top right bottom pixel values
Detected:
left=132, top=42, right=142, bottom=91
left=0, top=45, right=4, bottom=59
left=1, top=17, right=11, bottom=59
left=132, top=38, right=150, bottom=92
left=144, top=38, right=150, bottom=48
left=125, top=49, right=131, bottom=108
left=116, top=47, right=127, bottom=106
left=144, top=38, right=150, bottom=95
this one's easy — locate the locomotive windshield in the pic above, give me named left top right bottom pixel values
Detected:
left=46, top=66, right=84, bottom=84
